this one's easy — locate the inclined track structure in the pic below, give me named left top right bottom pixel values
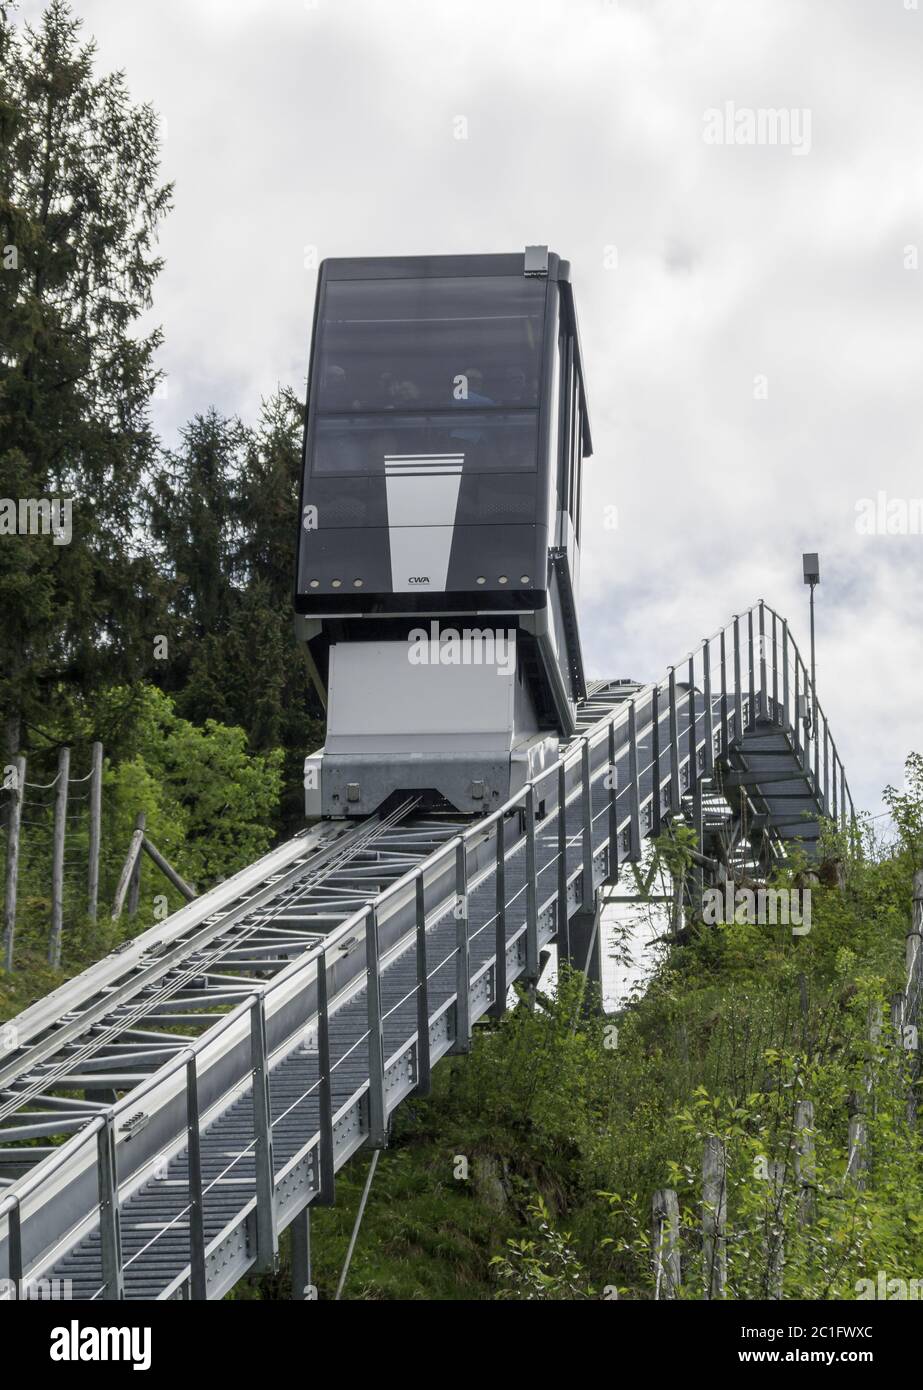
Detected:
left=0, top=602, right=854, bottom=1300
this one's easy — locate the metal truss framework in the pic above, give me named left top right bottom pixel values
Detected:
left=0, top=601, right=853, bottom=1300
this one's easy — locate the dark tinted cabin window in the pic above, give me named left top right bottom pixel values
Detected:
left=312, top=411, right=538, bottom=475
left=315, top=276, right=545, bottom=414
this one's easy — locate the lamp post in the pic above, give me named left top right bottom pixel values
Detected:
left=802, top=553, right=820, bottom=736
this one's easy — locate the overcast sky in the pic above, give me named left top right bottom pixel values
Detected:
left=22, top=0, right=923, bottom=819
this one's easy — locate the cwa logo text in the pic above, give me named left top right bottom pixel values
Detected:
left=50, top=1320, right=151, bottom=1372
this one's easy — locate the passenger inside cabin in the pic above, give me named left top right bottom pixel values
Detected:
left=456, top=367, right=494, bottom=407
left=322, top=363, right=362, bottom=411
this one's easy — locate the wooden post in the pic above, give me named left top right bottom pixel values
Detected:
left=890, top=990, right=906, bottom=1039
left=797, top=971, right=810, bottom=1052
left=889, top=989, right=913, bottom=1128
left=87, top=741, right=103, bottom=921
left=907, top=871, right=923, bottom=1123
left=652, top=1188, right=681, bottom=1299
left=3, top=754, right=25, bottom=973
left=111, top=817, right=146, bottom=920
left=913, top=868, right=923, bottom=934
left=141, top=836, right=196, bottom=901
left=702, top=1136, right=727, bottom=1299
left=2, top=715, right=20, bottom=837
left=765, top=1161, right=786, bottom=1299
left=847, top=1116, right=867, bottom=1189
left=48, top=746, right=70, bottom=968
left=794, top=1099, right=816, bottom=1226
left=127, top=811, right=146, bottom=918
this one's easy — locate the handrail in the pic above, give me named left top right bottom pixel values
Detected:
left=0, top=599, right=855, bottom=1298
left=6, top=600, right=853, bottom=1170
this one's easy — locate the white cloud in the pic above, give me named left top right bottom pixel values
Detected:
left=22, top=0, right=923, bottom=816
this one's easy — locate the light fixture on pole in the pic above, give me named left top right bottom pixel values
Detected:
left=802, top=552, right=820, bottom=737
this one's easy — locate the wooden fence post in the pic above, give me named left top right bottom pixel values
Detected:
left=87, top=741, right=103, bottom=921
left=3, top=715, right=20, bottom=824
left=111, top=815, right=146, bottom=921
left=847, top=1115, right=867, bottom=1189
left=652, top=1188, right=681, bottom=1299
left=702, top=1135, right=727, bottom=1299
left=141, top=836, right=196, bottom=902
left=765, top=1161, right=786, bottom=1299
left=2, top=755, right=25, bottom=973
left=866, top=1001, right=883, bottom=1115
left=907, top=880, right=923, bottom=1122
left=126, top=811, right=146, bottom=918
left=48, top=746, right=70, bottom=968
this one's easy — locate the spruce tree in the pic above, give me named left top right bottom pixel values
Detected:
left=0, top=0, right=171, bottom=750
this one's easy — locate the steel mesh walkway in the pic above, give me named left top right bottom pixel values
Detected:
left=0, top=601, right=854, bottom=1300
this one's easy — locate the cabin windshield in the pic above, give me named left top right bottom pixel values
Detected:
left=314, top=275, right=546, bottom=419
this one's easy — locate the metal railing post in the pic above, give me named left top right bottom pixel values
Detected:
left=97, top=1114, right=124, bottom=1299
left=186, top=1055, right=207, bottom=1300
left=687, top=654, right=697, bottom=788
left=524, top=784, right=539, bottom=981
left=607, top=722, right=621, bottom=875
left=669, top=667, right=681, bottom=808
left=581, top=740, right=594, bottom=908
left=732, top=617, right=743, bottom=739
left=453, top=840, right=471, bottom=1050
left=6, top=1197, right=22, bottom=1300
left=492, top=821, right=509, bottom=1018
left=316, top=953, right=335, bottom=1204
left=628, top=702, right=641, bottom=861
left=782, top=619, right=790, bottom=731
left=250, top=996, right=278, bottom=1268
left=414, top=872, right=432, bottom=1091
left=801, top=659, right=812, bottom=774
left=702, top=639, right=715, bottom=776
left=758, top=600, right=767, bottom=719
left=747, top=609, right=756, bottom=725
left=719, top=630, right=729, bottom=756
left=823, top=724, right=830, bottom=814
left=365, top=905, right=387, bottom=1145
left=771, top=610, right=778, bottom=717
left=650, top=688, right=662, bottom=837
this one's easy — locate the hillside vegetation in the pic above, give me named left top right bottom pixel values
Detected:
left=236, top=766, right=923, bottom=1301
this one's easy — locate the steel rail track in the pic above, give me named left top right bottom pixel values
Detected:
left=0, top=601, right=855, bottom=1299
left=0, top=799, right=463, bottom=1137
